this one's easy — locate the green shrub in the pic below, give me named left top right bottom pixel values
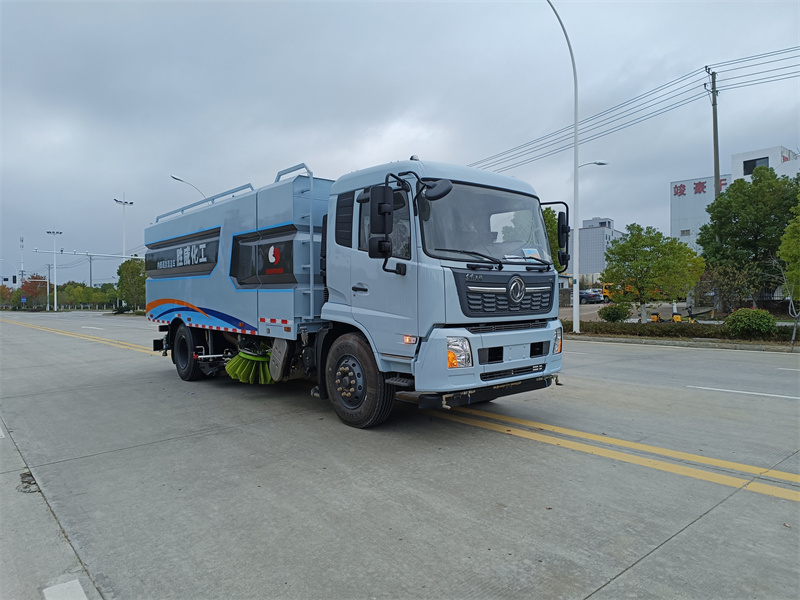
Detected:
left=724, top=308, right=778, bottom=339
left=598, top=302, right=632, bottom=323
left=562, top=319, right=792, bottom=342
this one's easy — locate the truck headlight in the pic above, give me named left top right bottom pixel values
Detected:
left=553, top=326, right=563, bottom=354
left=447, top=337, right=473, bottom=368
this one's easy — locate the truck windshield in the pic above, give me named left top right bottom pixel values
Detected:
left=419, top=182, right=552, bottom=266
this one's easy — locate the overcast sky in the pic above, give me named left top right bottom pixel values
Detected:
left=2, top=0, right=798, bottom=286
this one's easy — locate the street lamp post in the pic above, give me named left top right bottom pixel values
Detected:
left=114, top=196, right=134, bottom=258
left=545, top=0, right=582, bottom=333
left=46, top=263, right=51, bottom=311
left=46, top=230, right=62, bottom=311
left=171, top=175, right=206, bottom=198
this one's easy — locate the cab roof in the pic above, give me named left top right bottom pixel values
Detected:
left=330, top=159, right=538, bottom=198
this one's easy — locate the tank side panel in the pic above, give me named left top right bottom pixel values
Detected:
left=145, top=192, right=258, bottom=334
left=255, top=176, right=331, bottom=338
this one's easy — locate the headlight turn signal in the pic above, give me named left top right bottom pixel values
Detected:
left=446, top=337, right=473, bottom=368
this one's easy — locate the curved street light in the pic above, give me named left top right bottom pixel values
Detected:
left=171, top=175, right=206, bottom=199
left=545, top=0, right=582, bottom=333
left=114, top=197, right=133, bottom=258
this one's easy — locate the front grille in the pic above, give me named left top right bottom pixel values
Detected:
left=466, top=289, right=552, bottom=315
left=480, top=364, right=544, bottom=382
left=466, top=320, right=548, bottom=334
left=453, top=268, right=554, bottom=317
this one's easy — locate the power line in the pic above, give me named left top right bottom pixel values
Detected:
left=718, top=72, right=800, bottom=91
left=467, top=69, right=707, bottom=169
left=706, top=46, right=798, bottom=69
left=469, top=47, right=799, bottom=172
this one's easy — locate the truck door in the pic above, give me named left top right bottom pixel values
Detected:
left=350, top=187, right=418, bottom=361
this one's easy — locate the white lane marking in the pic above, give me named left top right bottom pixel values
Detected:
left=81, top=326, right=104, bottom=330
left=43, top=579, right=88, bottom=600
left=776, top=367, right=800, bottom=372
left=687, top=385, right=800, bottom=400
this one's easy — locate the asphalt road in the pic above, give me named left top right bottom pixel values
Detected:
left=1, top=311, right=798, bottom=600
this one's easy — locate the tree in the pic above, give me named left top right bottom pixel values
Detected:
left=11, top=287, right=22, bottom=308
left=601, top=223, right=705, bottom=322
left=778, top=195, right=800, bottom=346
left=778, top=195, right=800, bottom=302
left=695, top=261, right=759, bottom=314
left=21, top=274, right=48, bottom=308
left=0, top=284, right=13, bottom=305
left=117, top=259, right=146, bottom=309
left=697, top=167, right=799, bottom=304
left=99, top=283, right=118, bottom=306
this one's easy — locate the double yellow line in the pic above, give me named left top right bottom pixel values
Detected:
left=426, top=406, right=800, bottom=502
left=0, top=318, right=154, bottom=355
left=5, top=317, right=797, bottom=501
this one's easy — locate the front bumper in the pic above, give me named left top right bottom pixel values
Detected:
left=417, top=374, right=556, bottom=409
left=412, top=320, right=562, bottom=400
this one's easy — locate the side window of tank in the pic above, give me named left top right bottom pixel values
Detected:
left=230, top=234, right=260, bottom=285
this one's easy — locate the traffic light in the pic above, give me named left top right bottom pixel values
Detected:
left=12, top=276, right=17, bottom=284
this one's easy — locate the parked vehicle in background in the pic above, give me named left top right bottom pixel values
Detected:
left=579, top=290, right=604, bottom=304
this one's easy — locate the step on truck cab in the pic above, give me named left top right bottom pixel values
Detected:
left=146, top=158, right=570, bottom=428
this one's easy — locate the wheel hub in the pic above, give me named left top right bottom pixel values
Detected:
left=334, top=355, right=365, bottom=409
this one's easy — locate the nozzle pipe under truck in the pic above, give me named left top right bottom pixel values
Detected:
left=146, top=158, right=571, bottom=428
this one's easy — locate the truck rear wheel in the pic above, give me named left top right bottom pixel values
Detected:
left=325, top=333, right=395, bottom=428
left=174, top=324, right=204, bottom=381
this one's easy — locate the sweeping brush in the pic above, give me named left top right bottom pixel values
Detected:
left=225, top=350, right=274, bottom=384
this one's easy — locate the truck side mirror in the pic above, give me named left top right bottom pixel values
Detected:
left=368, top=236, right=392, bottom=259
left=558, top=250, right=570, bottom=268
left=557, top=211, right=570, bottom=249
left=424, top=179, right=452, bottom=200
left=369, top=185, right=394, bottom=235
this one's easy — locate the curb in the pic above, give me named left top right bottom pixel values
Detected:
left=564, top=334, right=798, bottom=353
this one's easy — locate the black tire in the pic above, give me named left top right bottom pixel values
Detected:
left=580, top=298, right=587, bottom=304
left=173, top=324, right=203, bottom=381
left=325, top=333, right=395, bottom=428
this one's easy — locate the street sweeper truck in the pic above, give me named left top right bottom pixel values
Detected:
left=146, top=158, right=569, bottom=428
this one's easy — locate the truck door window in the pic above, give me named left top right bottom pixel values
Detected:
left=334, top=191, right=355, bottom=248
left=358, top=188, right=411, bottom=260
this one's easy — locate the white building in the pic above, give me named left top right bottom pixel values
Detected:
left=731, top=146, right=799, bottom=181
left=568, top=217, right=623, bottom=277
left=670, top=145, right=800, bottom=249
left=669, top=174, right=731, bottom=251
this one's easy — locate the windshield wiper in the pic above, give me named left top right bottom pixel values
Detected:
left=504, top=254, right=552, bottom=268
left=435, top=248, right=503, bottom=270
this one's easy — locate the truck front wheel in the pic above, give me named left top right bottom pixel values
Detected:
left=325, top=333, right=395, bottom=428
left=174, top=324, right=204, bottom=381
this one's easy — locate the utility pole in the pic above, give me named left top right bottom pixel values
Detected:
left=46, top=231, right=63, bottom=311
left=19, top=236, right=24, bottom=282
left=706, top=67, right=721, bottom=198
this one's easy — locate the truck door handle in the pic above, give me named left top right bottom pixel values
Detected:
left=352, top=285, right=368, bottom=292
